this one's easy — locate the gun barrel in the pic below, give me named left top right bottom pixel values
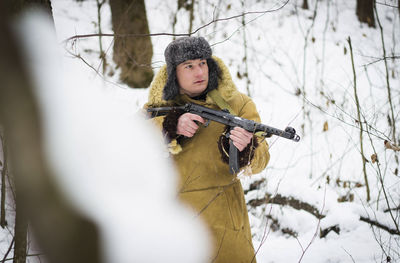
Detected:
left=255, top=124, right=300, bottom=142
left=146, top=105, right=186, bottom=117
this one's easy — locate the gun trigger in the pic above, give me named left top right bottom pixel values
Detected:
left=204, top=119, right=210, bottom=127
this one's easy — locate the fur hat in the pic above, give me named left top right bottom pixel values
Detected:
left=163, top=37, right=220, bottom=100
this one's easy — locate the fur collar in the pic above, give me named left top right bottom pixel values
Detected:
left=147, top=56, right=237, bottom=107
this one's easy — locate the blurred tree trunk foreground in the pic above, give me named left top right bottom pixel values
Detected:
left=356, top=0, right=375, bottom=27
left=4, top=0, right=53, bottom=18
left=0, top=1, right=101, bottom=263
left=110, top=0, right=154, bottom=88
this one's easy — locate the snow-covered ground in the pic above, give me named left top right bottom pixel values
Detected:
left=1, top=0, right=399, bottom=262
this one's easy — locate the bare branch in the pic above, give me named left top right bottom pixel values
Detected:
left=347, top=36, right=371, bottom=202
left=248, top=193, right=325, bottom=219
left=297, top=186, right=326, bottom=263
left=63, top=0, right=290, bottom=43
left=374, top=3, right=397, bottom=144
left=1, top=253, right=43, bottom=263
left=360, top=216, right=400, bottom=235
left=375, top=1, right=399, bottom=9
left=362, top=55, right=400, bottom=67
left=1, top=237, right=14, bottom=263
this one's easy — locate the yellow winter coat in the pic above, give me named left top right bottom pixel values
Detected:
left=145, top=57, right=270, bottom=263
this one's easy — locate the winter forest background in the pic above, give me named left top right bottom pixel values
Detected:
left=1, top=0, right=400, bottom=262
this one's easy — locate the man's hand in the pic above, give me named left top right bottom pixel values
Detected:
left=177, top=113, right=205, bottom=137
left=229, top=127, right=253, bottom=152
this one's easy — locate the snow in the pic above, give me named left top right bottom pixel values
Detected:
left=1, top=0, right=399, bottom=262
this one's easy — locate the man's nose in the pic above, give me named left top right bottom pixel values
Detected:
left=194, top=66, right=204, bottom=76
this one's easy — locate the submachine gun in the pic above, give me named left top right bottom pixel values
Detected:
left=147, top=102, right=300, bottom=174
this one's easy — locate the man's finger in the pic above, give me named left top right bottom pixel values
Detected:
left=231, top=130, right=252, bottom=142
left=232, top=127, right=252, bottom=138
left=185, top=126, right=198, bottom=134
left=230, top=134, right=248, bottom=146
left=188, top=114, right=205, bottom=124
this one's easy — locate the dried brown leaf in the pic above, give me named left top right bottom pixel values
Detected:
left=371, top=153, right=378, bottom=164
left=355, top=182, right=363, bottom=188
left=384, top=140, right=400, bottom=151
left=323, top=121, right=329, bottom=132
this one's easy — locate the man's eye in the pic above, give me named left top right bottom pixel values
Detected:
left=186, top=65, right=193, bottom=69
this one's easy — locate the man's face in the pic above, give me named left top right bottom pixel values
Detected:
left=176, top=59, right=209, bottom=97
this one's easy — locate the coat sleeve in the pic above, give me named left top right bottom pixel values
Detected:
left=143, top=102, right=165, bottom=130
left=237, top=98, right=270, bottom=174
left=143, top=103, right=184, bottom=155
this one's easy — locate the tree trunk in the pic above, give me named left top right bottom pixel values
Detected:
left=0, top=3, right=101, bottom=263
left=13, top=195, right=28, bottom=263
left=0, top=133, right=8, bottom=229
left=356, top=0, right=375, bottom=27
left=178, top=0, right=195, bottom=34
left=302, top=0, right=309, bottom=10
left=109, top=0, right=154, bottom=88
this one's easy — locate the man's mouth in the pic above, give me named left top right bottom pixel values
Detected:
left=194, top=80, right=205, bottom=84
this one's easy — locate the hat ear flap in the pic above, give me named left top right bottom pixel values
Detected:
left=163, top=67, right=180, bottom=100
left=205, top=58, right=221, bottom=93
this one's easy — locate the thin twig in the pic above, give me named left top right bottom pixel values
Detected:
left=320, top=0, right=331, bottom=90
left=1, top=237, right=14, bottom=263
left=347, top=36, right=371, bottom=202
left=342, top=247, right=356, bottom=263
left=297, top=185, right=327, bottom=263
left=362, top=55, right=400, bottom=66
left=188, top=0, right=195, bottom=36
left=374, top=2, right=397, bottom=145
left=96, top=0, right=107, bottom=74
left=1, top=253, right=43, bottom=263
left=241, top=0, right=251, bottom=97
left=364, top=118, right=400, bottom=233
left=298, top=0, right=319, bottom=177
left=252, top=176, right=284, bottom=262
left=375, top=1, right=399, bottom=9
left=301, top=94, right=391, bottom=142
left=63, top=0, right=290, bottom=43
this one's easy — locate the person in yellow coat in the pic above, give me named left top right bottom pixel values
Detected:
left=145, top=36, right=270, bottom=263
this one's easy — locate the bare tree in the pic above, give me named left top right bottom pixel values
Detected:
left=109, top=0, right=154, bottom=88
left=356, top=0, right=375, bottom=27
